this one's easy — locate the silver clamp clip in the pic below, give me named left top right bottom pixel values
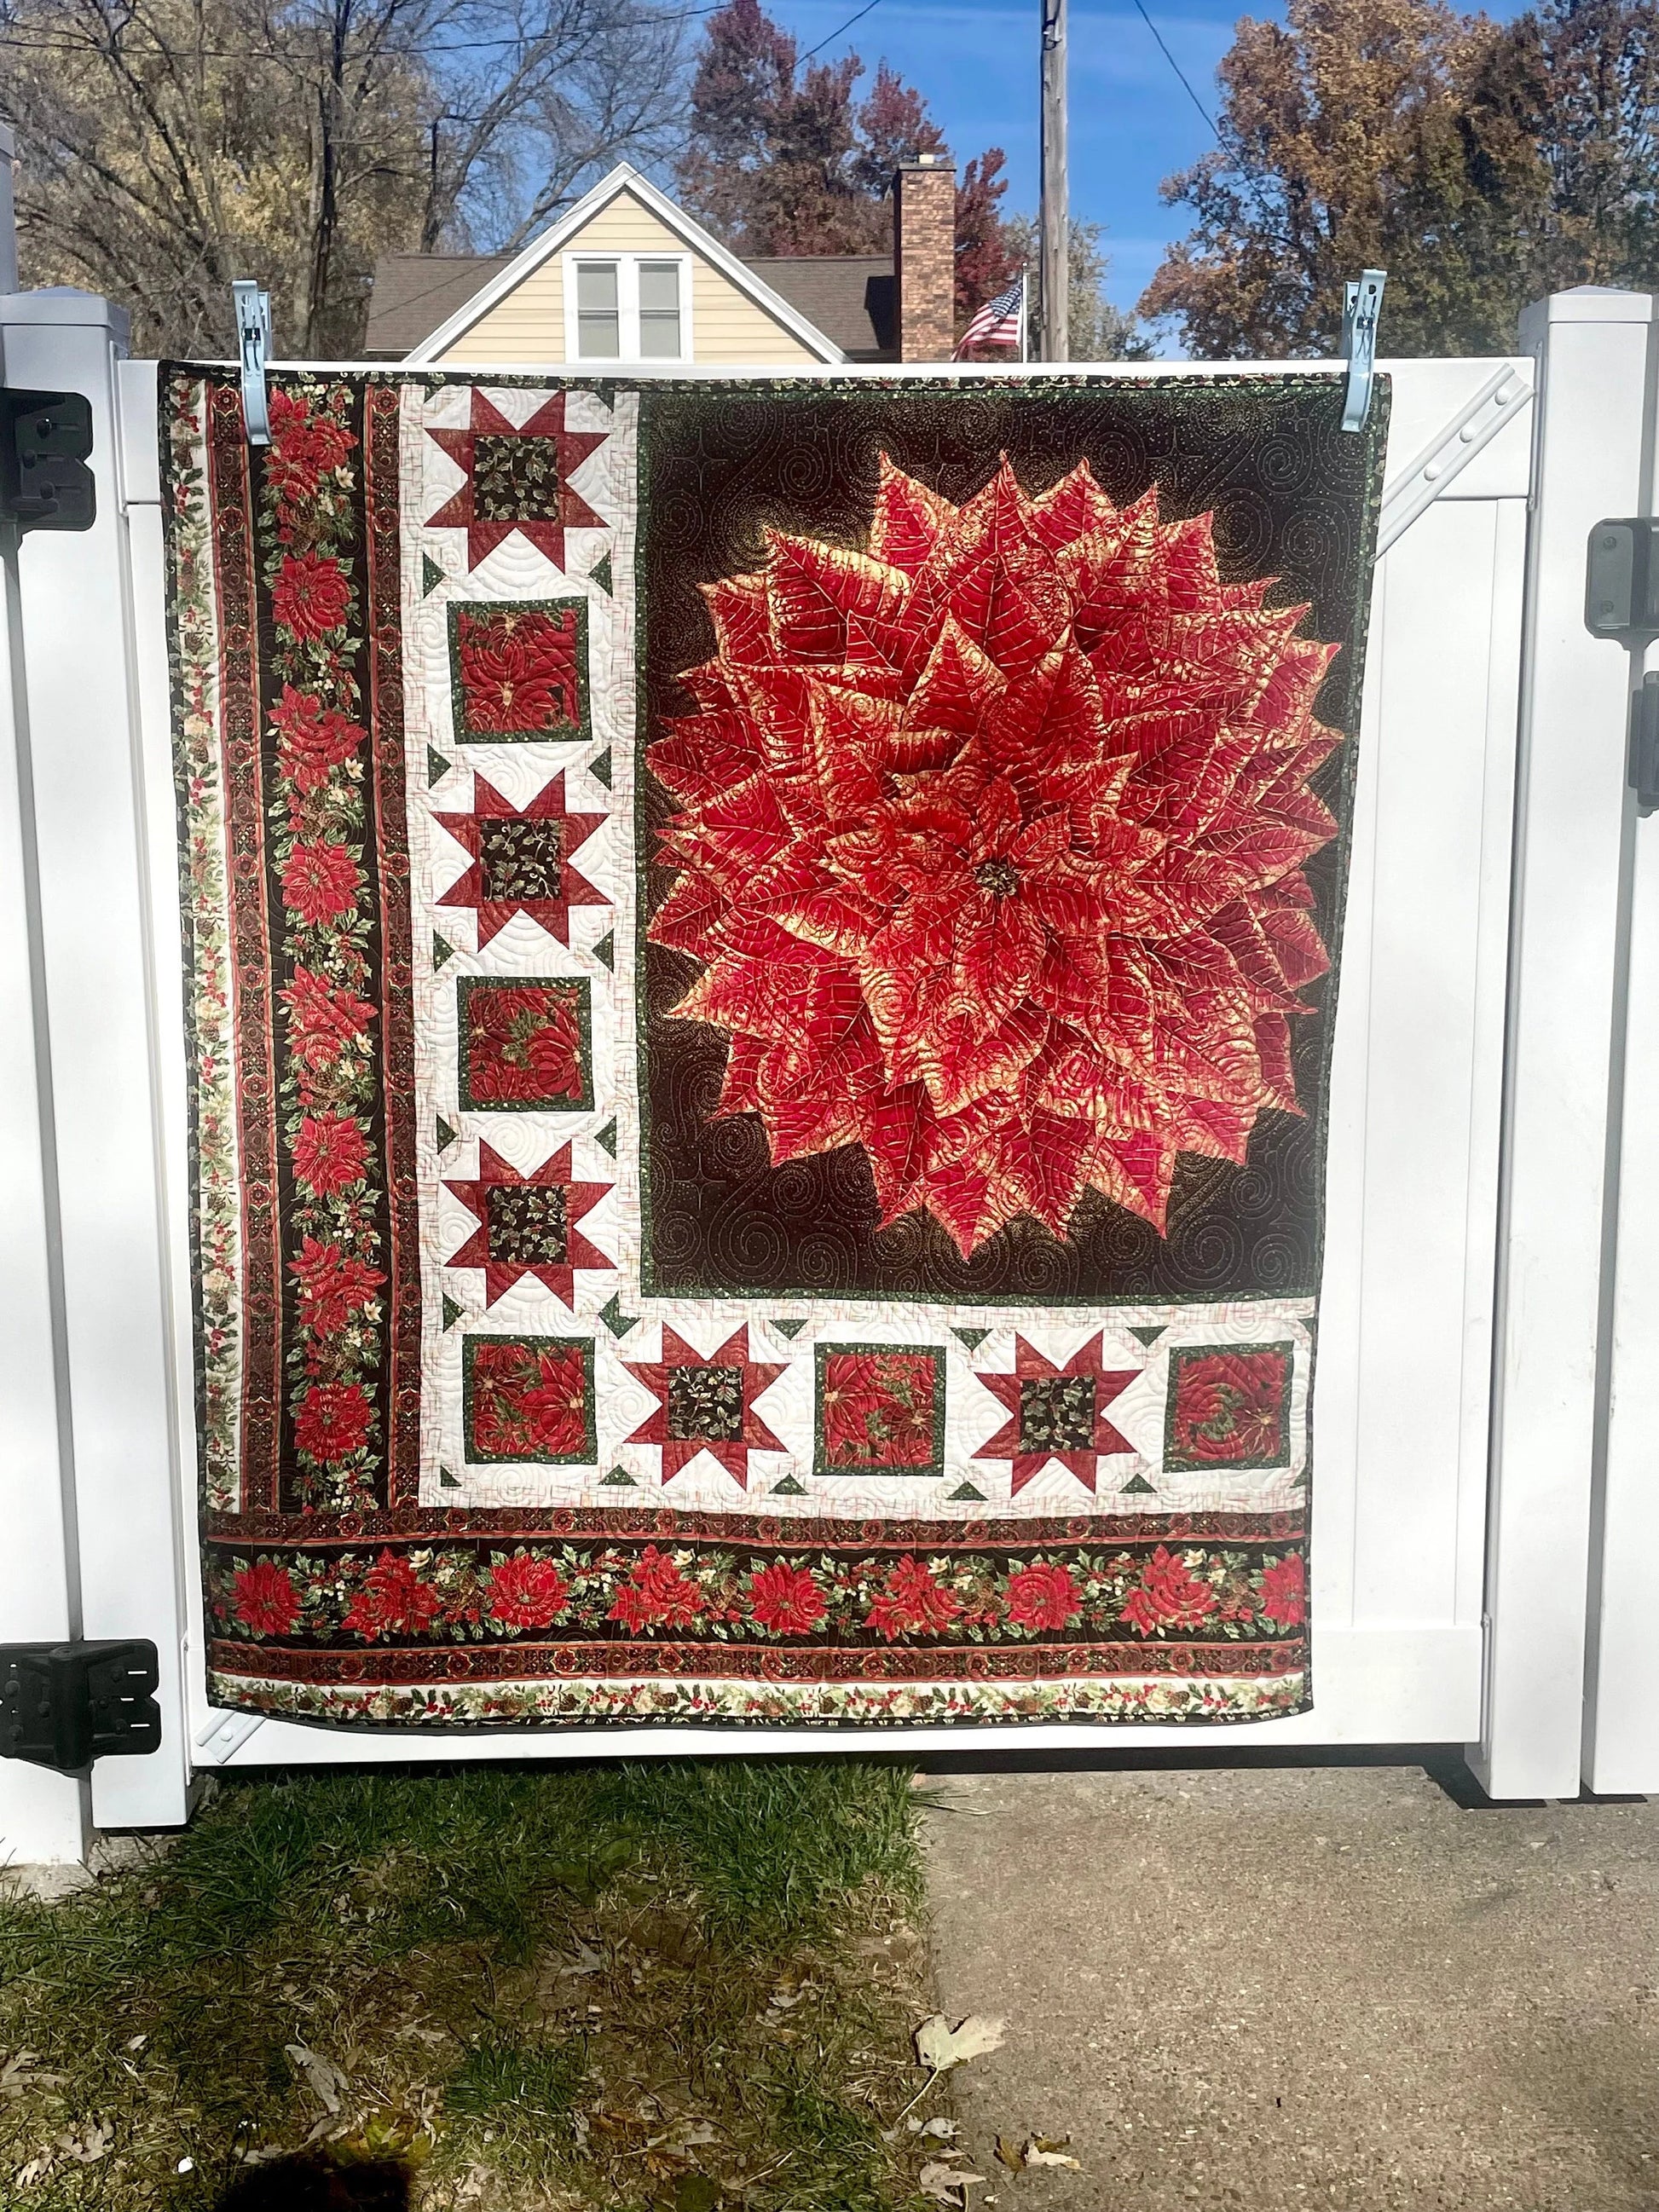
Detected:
left=1340, top=269, right=1386, bottom=433
left=232, top=280, right=273, bottom=447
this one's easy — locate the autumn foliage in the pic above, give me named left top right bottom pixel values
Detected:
left=677, top=0, right=1020, bottom=321
left=1142, top=0, right=1659, bottom=356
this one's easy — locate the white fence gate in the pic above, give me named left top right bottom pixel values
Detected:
left=4, top=285, right=1655, bottom=1868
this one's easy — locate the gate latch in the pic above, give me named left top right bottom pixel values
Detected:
left=0, top=1642, right=161, bottom=1773
left=0, top=390, right=95, bottom=534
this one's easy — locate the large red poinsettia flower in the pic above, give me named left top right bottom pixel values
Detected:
left=647, top=455, right=1343, bottom=1257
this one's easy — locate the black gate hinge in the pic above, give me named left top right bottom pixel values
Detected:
left=1631, top=673, right=1659, bottom=817
left=0, top=1642, right=161, bottom=1773
left=0, top=390, right=95, bottom=534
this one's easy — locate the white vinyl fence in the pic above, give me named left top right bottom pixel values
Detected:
left=3, top=283, right=1655, bottom=1867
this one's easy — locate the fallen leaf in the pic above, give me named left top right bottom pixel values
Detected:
left=996, top=2135, right=1026, bottom=2170
left=914, top=2014, right=1007, bottom=2074
left=556, top=1943, right=604, bottom=1979
left=57, top=2120, right=113, bottom=2164
left=14, top=2151, right=53, bottom=2189
left=1, top=2053, right=66, bottom=2099
left=919, top=2159, right=989, bottom=2203
left=284, top=2043, right=347, bottom=2116
left=1024, top=2136, right=1082, bottom=2170
left=919, top=2117, right=958, bottom=2139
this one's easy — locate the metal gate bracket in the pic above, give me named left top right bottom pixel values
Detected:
left=0, top=390, right=95, bottom=534
left=232, top=280, right=273, bottom=447
left=0, top=1642, right=162, bottom=1773
left=1375, top=366, right=1533, bottom=560
left=1341, top=270, right=1386, bottom=432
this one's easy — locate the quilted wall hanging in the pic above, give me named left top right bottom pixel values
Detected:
left=165, top=369, right=1387, bottom=1729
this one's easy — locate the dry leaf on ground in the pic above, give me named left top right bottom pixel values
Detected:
left=1024, top=2135, right=1082, bottom=2169
left=914, top=2013, right=1007, bottom=2073
left=284, top=2042, right=348, bottom=2115
left=919, top=2157, right=989, bottom=2203
left=1, top=2053, right=67, bottom=2101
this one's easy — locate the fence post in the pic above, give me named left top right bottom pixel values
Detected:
left=0, top=291, right=193, bottom=1840
left=0, top=422, right=91, bottom=1874
left=1475, top=287, right=1656, bottom=1800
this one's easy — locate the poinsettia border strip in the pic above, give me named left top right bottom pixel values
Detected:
left=201, top=1505, right=1306, bottom=1545
left=365, top=381, right=425, bottom=1509
left=205, top=1665, right=1309, bottom=1730
left=163, top=375, right=245, bottom=1511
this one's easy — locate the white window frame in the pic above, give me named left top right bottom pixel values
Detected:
left=562, top=251, right=694, bottom=365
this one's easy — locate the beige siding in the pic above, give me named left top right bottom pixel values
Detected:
left=434, top=188, right=820, bottom=366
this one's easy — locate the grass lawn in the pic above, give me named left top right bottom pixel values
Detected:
left=0, top=1760, right=951, bottom=2210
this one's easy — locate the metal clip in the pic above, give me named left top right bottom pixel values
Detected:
left=1341, top=269, right=1386, bottom=433
left=232, top=279, right=273, bottom=447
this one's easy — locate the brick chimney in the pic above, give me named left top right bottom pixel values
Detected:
left=893, top=154, right=957, bottom=362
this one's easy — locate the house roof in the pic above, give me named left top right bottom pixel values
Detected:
left=743, top=257, right=896, bottom=361
left=384, top=163, right=847, bottom=366
left=364, top=254, right=513, bottom=358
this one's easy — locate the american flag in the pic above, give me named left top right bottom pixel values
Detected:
left=954, top=274, right=1026, bottom=359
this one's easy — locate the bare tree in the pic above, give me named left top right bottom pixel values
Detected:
left=0, top=0, right=688, bottom=355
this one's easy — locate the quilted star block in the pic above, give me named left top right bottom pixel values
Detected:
left=1164, top=1343, right=1294, bottom=1473
left=449, top=601, right=590, bottom=745
left=622, top=1325, right=787, bottom=1487
left=464, top=1334, right=596, bottom=1464
left=443, top=1141, right=612, bottom=1308
left=435, top=772, right=608, bottom=949
left=814, top=1346, right=945, bottom=1479
left=974, top=1333, right=1139, bottom=1494
left=457, top=977, right=592, bottom=1113
left=427, top=391, right=606, bottom=570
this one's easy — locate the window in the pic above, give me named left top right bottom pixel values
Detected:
left=638, top=262, right=682, bottom=359
left=575, top=262, right=620, bottom=359
left=564, top=254, right=691, bottom=362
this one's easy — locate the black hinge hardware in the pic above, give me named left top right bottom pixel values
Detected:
left=0, top=1642, right=161, bottom=1773
left=0, top=390, right=96, bottom=534
left=1587, top=518, right=1659, bottom=642
left=1631, top=674, right=1659, bottom=817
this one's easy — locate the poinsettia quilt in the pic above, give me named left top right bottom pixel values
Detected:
left=165, top=369, right=1385, bottom=1729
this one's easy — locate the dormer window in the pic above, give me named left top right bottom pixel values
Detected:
left=564, top=254, right=691, bottom=363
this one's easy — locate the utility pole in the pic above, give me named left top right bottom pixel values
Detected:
left=1038, top=0, right=1068, bottom=361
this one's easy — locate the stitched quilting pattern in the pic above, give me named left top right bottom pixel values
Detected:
left=165, top=368, right=1386, bottom=1728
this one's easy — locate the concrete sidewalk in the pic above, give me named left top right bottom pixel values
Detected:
left=922, top=1764, right=1659, bottom=2211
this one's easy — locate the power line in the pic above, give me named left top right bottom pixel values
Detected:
left=1129, top=0, right=1217, bottom=140
left=0, top=2, right=726, bottom=66
left=799, top=0, right=882, bottom=61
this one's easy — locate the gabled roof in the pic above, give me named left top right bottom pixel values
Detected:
left=366, top=254, right=512, bottom=358
left=745, top=257, right=895, bottom=361
left=402, top=163, right=847, bottom=367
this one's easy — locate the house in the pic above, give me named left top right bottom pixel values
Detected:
left=363, top=157, right=960, bottom=368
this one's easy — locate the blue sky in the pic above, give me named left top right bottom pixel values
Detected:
left=767, top=0, right=1266, bottom=323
